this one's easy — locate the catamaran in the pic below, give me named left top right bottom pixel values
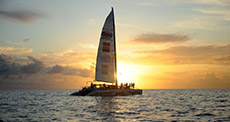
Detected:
left=71, top=8, right=142, bottom=96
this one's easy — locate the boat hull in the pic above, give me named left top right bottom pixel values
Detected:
left=71, top=89, right=142, bottom=96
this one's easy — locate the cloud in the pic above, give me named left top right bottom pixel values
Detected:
left=193, top=8, right=230, bottom=21
left=133, top=44, right=230, bottom=65
left=215, top=56, right=230, bottom=61
left=23, top=38, right=30, bottom=42
left=144, top=45, right=229, bottom=56
left=0, top=54, right=14, bottom=64
left=54, top=49, right=77, bottom=57
left=172, top=0, right=230, bottom=30
left=193, top=72, right=230, bottom=89
left=175, top=17, right=222, bottom=30
left=0, top=10, right=44, bottom=23
left=0, top=54, right=22, bottom=76
left=172, top=0, right=230, bottom=7
left=22, top=56, right=44, bottom=74
left=0, top=46, right=32, bottom=55
left=134, top=2, right=158, bottom=7
left=5, top=40, right=24, bottom=47
left=0, top=74, right=92, bottom=89
left=150, top=70, right=230, bottom=89
left=38, top=50, right=95, bottom=68
left=194, top=0, right=230, bottom=7
left=118, top=23, right=153, bottom=32
left=0, top=54, right=94, bottom=77
left=129, top=33, right=190, bottom=44
left=0, top=54, right=44, bottom=76
left=47, top=64, right=93, bottom=77
left=0, top=54, right=94, bottom=89
left=47, top=64, right=64, bottom=74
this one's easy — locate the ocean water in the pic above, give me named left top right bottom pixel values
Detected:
left=0, top=90, right=230, bottom=122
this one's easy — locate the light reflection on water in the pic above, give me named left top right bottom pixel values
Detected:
left=96, top=97, right=116, bottom=121
left=0, top=89, right=230, bottom=121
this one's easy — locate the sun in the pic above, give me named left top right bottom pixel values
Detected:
left=117, top=64, right=138, bottom=85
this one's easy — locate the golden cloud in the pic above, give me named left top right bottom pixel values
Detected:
left=132, top=44, right=230, bottom=65
left=135, top=65, right=230, bottom=89
left=0, top=46, right=32, bottom=55
left=38, top=50, right=95, bottom=68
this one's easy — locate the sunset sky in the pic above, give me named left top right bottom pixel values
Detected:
left=0, top=0, right=229, bottom=89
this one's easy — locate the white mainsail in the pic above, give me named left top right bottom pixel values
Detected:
left=95, top=8, right=117, bottom=83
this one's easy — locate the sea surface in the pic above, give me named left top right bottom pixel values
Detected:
left=0, top=89, right=230, bottom=122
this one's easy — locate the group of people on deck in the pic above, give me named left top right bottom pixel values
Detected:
left=120, top=83, right=135, bottom=89
left=90, top=82, right=135, bottom=90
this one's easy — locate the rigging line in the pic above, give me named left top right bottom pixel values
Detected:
left=115, top=10, right=126, bottom=85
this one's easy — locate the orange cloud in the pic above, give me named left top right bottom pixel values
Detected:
left=0, top=46, right=32, bottom=55
left=132, top=44, right=230, bottom=65
left=38, top=50, right=95, bottom=68
left=135, top=65, right=230, bottom=89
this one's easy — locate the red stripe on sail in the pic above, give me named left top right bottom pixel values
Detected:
left=102, top=47, right=110, bottom=52
left=103, top=42, right=110, bottom=46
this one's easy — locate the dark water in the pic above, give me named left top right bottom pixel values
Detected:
left=0, top=90, right=230, bottom=122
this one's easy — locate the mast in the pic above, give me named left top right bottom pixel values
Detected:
left=112, top=7, right=118, bottom=86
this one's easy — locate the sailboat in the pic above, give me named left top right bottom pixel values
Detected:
left=71, top=8, right=142, bottom=96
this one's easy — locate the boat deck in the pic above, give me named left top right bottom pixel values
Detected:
left=71, top=85, right=142, bottom=96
